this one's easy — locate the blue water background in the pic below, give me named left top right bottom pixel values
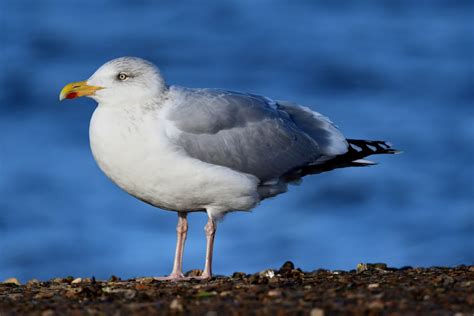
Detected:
left=1, top=0, right=473, bottom=282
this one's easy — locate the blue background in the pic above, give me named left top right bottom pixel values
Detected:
left=1, top=0, right=473, bottom=282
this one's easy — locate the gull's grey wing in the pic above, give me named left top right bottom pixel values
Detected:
left=276, top=101, right=349, bottom=157
left=166, top=87, right=347, bottom=181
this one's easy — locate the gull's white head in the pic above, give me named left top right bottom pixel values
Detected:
left=60, top=57, right=167, bottom=106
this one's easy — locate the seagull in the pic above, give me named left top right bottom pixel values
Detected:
left=60, top=57, right=399, bottom=280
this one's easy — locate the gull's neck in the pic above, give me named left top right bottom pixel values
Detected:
left=96, top=87, right=170, bottom=111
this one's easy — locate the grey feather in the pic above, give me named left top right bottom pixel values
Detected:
left=276, top=101, right=348, bottom=157
left=166, top=87, right=349, bottom=182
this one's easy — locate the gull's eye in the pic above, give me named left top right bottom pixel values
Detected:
left=117, top=72, right=129, bottom=81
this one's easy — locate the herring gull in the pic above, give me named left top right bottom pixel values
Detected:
left=59, top=57, right=399, bottom=280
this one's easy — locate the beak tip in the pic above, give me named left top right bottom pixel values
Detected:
left=59, top=81, right=101, bottom=102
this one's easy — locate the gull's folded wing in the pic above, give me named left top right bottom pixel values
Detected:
left=165, top=87, right=349, bottom=182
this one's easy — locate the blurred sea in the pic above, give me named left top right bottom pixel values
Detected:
left=1, top=0, right=473, bottom=282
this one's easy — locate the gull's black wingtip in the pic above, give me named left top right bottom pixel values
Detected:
left=347, top=139, right=401, bottom=156
left=285, top=138, right=401, bottom=179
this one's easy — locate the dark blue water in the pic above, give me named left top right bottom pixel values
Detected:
left=1, top=0, right=473, bottom=282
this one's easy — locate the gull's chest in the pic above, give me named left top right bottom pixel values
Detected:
left=88, top=106, right=178, bottom=204
left=90, top=107, right=154, bottom=170
left=87, top=105, right=260, bottom=213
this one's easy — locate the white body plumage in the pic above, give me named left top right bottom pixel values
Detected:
left=89, top=99, right=260, bottom=219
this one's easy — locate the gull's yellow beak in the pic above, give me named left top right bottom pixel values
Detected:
left=59, top=81, right=103, bottom=101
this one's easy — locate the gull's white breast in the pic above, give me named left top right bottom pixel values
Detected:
left=88, top=103, right=260, bottom=214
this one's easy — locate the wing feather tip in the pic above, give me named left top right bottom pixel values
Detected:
left=352, top=159, right=377, bottom=166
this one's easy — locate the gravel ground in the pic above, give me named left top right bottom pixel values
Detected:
left=1, top=262, right=473, bottom=316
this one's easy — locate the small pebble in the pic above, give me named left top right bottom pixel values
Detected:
left=356, top=263, right=368, bottom=273
left=137, top=277, right=155, bottom=284
left=260, top=269, right=275, bottom=279
left=248, top=274, right=269, bottom=284
left=34, top=292, right=54, bottom=300
left=232, top=272, right=246, bottom=279
left=26, top=279, right=40, bottom=286
left=109, top=275, right=121, bottom=282
left=135, top=284, right=149, bottom=290
left=219, top=291, right=232, bottom=297
left=280, top=261, right=295, bottom=271
left=442, top=275, right=455, bottom=286
left=367, top=300, right=384, bottom=310
left=41, top=310, right=54, bottom=316
left=372, top=263, right=388, bottom=270
left=71, top=277, right=82, bottom=284
left=50, top=277, right=63, bottom=284
left=185, top=269, right=202, bottom=277
left=367, top=283, right=380, bottom=289
left=357, top=263, right=389, bottom=273
left=169, top=298, right=183, bottom=312
left=310, top=307, right=325, bottom=316
left=267, top=289, right=282, bottom=297
left=121, top=289, right=136, bottom=299
left=64, top=287, right=83, bottom=298
left=3, top=277, right=20, bottom=285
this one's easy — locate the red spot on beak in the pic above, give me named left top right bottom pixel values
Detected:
left=66, top=92, right=78, bottom=99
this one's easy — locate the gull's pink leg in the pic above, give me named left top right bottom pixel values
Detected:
left=170, top=212, right=188, bottom=277
left=155, top=214, right=216, bottom=281
left=201, top=218, right=217, bottom=279
left=155, top=212, right=188, bottom=280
